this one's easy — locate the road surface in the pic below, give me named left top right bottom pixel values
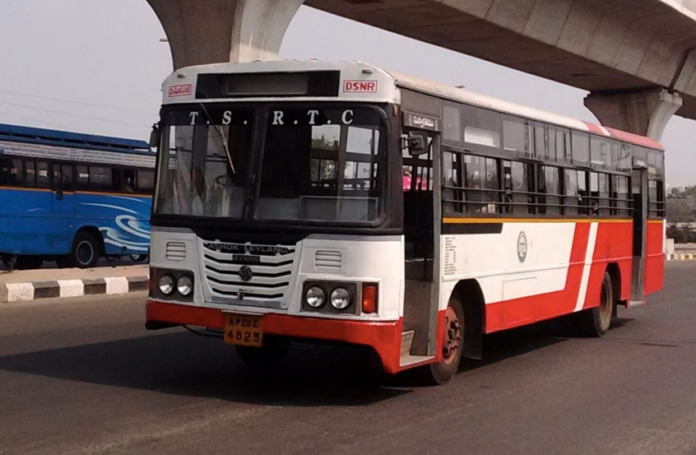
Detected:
left=1, top=262, right=695, bottom=455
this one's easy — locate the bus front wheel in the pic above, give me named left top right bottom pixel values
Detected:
left=69, top=232, right=100, bottom=269
left=420, top=298, right=465, bottom=385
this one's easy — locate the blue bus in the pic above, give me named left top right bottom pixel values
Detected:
left=0, top=123, right=155, bottom=270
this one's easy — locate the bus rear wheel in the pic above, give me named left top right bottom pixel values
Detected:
left=578, top=271, right=614, bottom=337
left=69, top=232, right=100, bottom=269
left=420, top=298, right=464, bottom=385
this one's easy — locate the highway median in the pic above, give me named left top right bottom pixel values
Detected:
left=0, top=265, right=149, bottom=303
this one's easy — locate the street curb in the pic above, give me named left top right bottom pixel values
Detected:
left=667, top=254, right=696, bottom=261
left=0, top=275, right=149, bottom=304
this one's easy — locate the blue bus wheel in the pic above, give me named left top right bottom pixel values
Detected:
left=69, top=232, right=100, bottom=269
left=129, top=254, right=148, bottom=263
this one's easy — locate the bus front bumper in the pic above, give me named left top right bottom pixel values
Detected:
left=146, top=300, right=404, bottom=374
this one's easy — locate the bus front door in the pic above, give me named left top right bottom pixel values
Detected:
left=630, top=165, right=648, bottom=304
left=402, top=127, right=441, bottom=366
left=51, top=164, right=76, bottom=249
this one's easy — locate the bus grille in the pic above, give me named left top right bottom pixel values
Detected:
left=200, top=241, right=296, bottom=306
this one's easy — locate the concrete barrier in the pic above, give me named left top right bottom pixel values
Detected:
left=667, top=253, right=696, bottom=261
left=0, top=265, right=149, bottom=303
left=666, top=238, right=675, bottom=255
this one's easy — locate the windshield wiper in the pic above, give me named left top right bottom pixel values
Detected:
left=199, top=103, right=236, bottom=175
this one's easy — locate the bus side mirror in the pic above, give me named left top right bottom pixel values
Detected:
left=406, top=131, right=429, bottom=156
left=149, top=124, right=161, bottom=149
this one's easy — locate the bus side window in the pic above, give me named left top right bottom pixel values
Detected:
left=541, top=166, right=561, bottom=216
left=138, top=170, right=155, bottom=194
left=25, top=161, right=37, bottom=187
left=565, top=169, right=579, bottom=216
left=613, top=175, right=630, bottom=217
left=577, top=170, right=588, bottom=215
left=61, top=164, right=74, bottom=192
left=0, top=159, right=22, bottom=186
left=111, top=168, right=123, bottom=193
left=598, top=173, right=610, bottom=216
left=502, top=161, right=512, bottom=214
left=36, top=161, right=50, bottom=188
left=589, top=172, right=600, bottom=214
left=537, top=166, right=548, bottom=215
left=77, top=166, right=89, bottom=191
left=442, top=151, right=463, bottom=214
left=503, top=161, right=529, bottom=215
left=122, top=169, right=137, bottom=193
left=89, top=166, right=112, bottom=192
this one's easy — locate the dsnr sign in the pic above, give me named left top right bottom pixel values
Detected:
left=343, top=80, right=378, bottom=93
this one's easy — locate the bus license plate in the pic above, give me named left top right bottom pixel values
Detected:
left=224, top=314, right=263, bottom=347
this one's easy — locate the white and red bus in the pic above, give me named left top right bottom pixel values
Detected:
left=146, top=61, right=665, bottom=384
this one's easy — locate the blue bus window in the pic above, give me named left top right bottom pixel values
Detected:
left=61, top=164, right=74, bottom=192
left=76, top=165, right=89, bottom=190
left=89, top=166, right=112, bottom=192
left=25, top=161, right=36, bottom=187
left=138, top=170, right=155, bottom=193
left=122, top=169, right=137, bottom=193
left=36, top=162, right=49, bottom=188
left=0, top=158, right=21, bottom=185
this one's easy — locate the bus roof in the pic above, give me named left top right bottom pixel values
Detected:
left=0, top=123, right=152, bottom=156
left=164, top=60, right=664, bottom=152
left=388, top=70, right=665, bottom=152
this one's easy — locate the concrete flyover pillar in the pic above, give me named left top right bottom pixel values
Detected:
left=584, top=89, right=683, bottom=142
left=147, top=0, right=304, bottom=70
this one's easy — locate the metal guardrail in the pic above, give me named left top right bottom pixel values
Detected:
left=674, top=243, right=696, bottom=250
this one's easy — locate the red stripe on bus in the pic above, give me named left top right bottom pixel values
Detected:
left=581, top=122, right=664, bottom=151
left=484, top=221, right=636, bottom=332
left=584, top=122, right=605, bottom=135
left=605, top=127, right=665, bottom=151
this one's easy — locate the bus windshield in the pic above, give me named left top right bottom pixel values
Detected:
left=155, top=105, right=386, bottom=224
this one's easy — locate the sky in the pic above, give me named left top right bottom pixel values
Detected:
left=0, top=0, right=694, bottom=186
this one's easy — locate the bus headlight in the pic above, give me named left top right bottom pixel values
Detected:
left=177, top=275, right=193, bottom=297
left=158, top=274, right=175, bottom=295
left=306, top=287, right=326, bottom=308
left=330, top=287, right=352, bottom=310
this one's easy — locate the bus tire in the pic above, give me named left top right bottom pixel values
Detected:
left=1, top=255, right=16, bottom=270
left=420, top=297, right=465, bottom=385
left=578, top=271, right=614, bottom=337
left=130, top=254, right=148, bottom=263
left=235, top=337, right=289, bottom=370
left=69, top=231, right=100, bottom=269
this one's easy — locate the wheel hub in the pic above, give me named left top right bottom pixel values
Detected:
left=77, top=241, right=94, bottom=265
left=600, top=282, right=612, bottom=329
left=442, top=305, right=462, bottom=365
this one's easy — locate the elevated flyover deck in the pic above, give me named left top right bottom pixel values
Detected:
left=148, top=0, right=696, bottom=137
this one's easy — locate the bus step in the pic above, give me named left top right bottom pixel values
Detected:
left=627, top=300, right=647, bottom=308
left=400, top=330, right=415, bottom=358
left=400, top=355, right=435, bottom=368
